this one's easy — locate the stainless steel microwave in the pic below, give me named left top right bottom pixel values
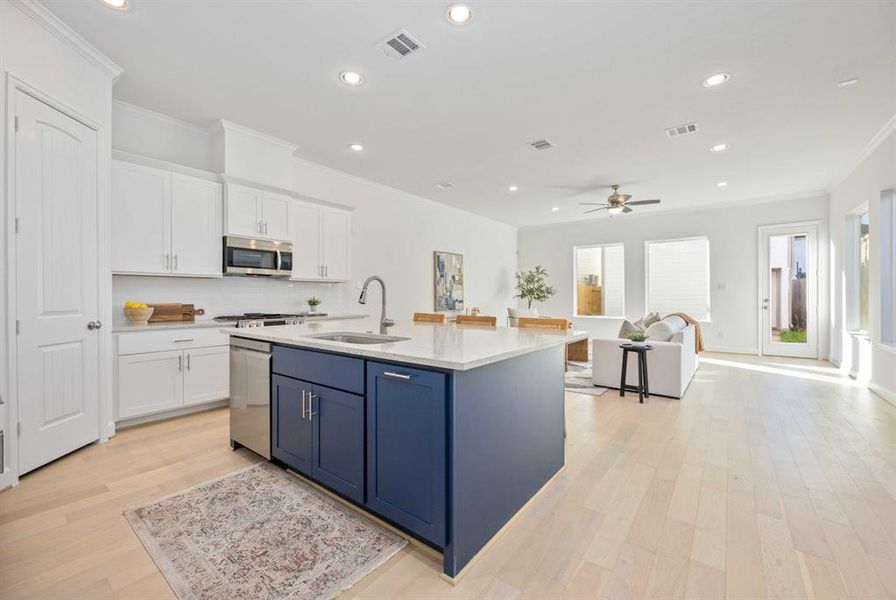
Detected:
left=223, top=236, right=293, bottom=277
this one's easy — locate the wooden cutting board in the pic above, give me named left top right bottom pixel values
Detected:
left=148, top=303, right=206, bottom=322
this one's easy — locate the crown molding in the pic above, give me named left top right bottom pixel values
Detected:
left=215, top=119, right=299, bottom=152
left=830, top=112, right=896, bottom=191
left=10, top=0, right=124, bottom=81
left=112, top=99, right=216, bottom=135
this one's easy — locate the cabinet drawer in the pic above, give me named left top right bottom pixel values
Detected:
left=117, top=328, right=231, bottom=355
left=272, top=346, right=364, bottom=395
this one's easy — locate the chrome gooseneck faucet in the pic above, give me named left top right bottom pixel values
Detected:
left=358, top=275, right=395, bottom=334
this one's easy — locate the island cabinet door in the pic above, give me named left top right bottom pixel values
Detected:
left=366, top=362, right=447, bottom=547
left=271, top=375, right=313, bottom=476
left=310, top=385, right=365, bottom=503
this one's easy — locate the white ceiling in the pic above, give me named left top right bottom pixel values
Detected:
left=45, top=0, right=896, bottom=227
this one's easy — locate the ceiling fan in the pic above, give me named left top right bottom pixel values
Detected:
left=579, top=185, right=661, bottom=215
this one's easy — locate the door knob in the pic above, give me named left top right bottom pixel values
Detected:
left=87, top=320, right=102, bottom=330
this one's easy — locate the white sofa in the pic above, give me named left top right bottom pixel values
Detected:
left=591, top=322, right=698, bottom=399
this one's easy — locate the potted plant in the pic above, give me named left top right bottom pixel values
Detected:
left=513, top=265, right=557, bottom=309
left=306, top=296, right=322, bottom=315
left=628, top=332, right=649, bottom=347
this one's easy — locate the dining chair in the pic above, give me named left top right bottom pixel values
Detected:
left=413, top=312, right=446, bottom=323
left=517, top=317, right=569, bottom=330
left=455, top=315, right=497, bottom=326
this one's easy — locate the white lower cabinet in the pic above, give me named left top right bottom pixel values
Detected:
left=183, top=346, right=230, bottom=406
left=116, top=330, right=230, bottom=421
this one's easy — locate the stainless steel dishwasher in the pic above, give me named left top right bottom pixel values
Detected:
left=229, top=337, right=272, bottom=459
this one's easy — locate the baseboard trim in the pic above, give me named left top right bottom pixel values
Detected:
left=703, top=345, right=757, bottom=355
left=115, top=400, right=228, bottom=430
left=869, top=383, right=896, bottom=408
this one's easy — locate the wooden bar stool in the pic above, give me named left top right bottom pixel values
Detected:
left=413, top=312, right=446, bottom=323
left=618, top=343, right=653, bottom=403
left=455, top=315, right=497, bottom=326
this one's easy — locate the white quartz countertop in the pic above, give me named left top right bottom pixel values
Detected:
left=224, top=318, right=588, bottom=371
left=112, top=313, right=367, bottom=333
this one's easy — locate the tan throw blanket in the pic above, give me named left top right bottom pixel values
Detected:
left=666, top=312, right=705, bottom=353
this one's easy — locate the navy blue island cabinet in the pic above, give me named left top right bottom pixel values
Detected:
left=269, top=342, right=566, bottom=581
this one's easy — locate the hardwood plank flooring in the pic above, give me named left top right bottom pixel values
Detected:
left=2, top=352, right=896, bottom=599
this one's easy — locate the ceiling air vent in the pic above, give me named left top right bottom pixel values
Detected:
left=529, top=138, right=554, bottom=151
left=436, top=181, right=455, bottom=189
left=665, top=122, right=699, bottom=138
left=377, top=29, right=425, bottom=60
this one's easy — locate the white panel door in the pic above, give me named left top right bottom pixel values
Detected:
left=15, top=91, right=100, bottom=474
left=290, top=202, right=323, bottom=279
left=322, top=208, right=351, bottom=280
left=183, top=346, right=230, bottom=406
left=117, top=351, right=183, bottom=419
left=759, top=223, right=818, bottom=358
left=171, top=174, right=222, bottom=277
left=224, top=184, right=261, bottom=237
left=262, top=191, right=291, bottom=241
left=111, top=160, right=171, bottom=274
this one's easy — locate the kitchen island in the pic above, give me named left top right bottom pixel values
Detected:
left=225, top=318, right=587, bottom=581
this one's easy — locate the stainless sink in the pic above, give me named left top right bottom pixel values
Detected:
left=306, top=332, right=411, bottom=344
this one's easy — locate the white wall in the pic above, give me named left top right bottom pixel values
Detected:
left=829, top=125, right=896, bottom=405
left=110, top=106, right=518, bottom=323
left=519, top=195, right=830, bottom=355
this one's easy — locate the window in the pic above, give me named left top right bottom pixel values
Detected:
left=573, top=244, right=624, bottom=317
left=882, top=190, right=896, bottom=346
left=859, top=212, right=870, bottom=332
left=646, top=237, right=710, bottom=321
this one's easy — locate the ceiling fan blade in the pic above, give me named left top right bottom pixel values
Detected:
left=584, top=207, right=607, bottom=214
left=622, top=206, right=633, bottom=213
left=578, top=202, right=609, bottom=206
left=618, top=194, right=632, bottom=202
left=626, top=199, right=661, bottom=206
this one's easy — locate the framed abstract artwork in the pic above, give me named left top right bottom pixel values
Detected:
left=433, top=251, right=464, bottom=313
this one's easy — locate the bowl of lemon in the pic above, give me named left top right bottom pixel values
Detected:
left=123, top=301, right=154, bottom=324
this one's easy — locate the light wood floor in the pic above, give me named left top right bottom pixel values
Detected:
left=2, top=353, right=895, bottom=599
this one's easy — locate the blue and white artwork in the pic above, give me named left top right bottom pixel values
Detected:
left=434, top=251, right=464, bottom=313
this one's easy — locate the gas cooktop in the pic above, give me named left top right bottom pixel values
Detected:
left=214, top=312, right=328, bottom=328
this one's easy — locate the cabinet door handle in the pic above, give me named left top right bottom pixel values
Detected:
left=324, top=265, right=328, bottom=277
left=165, top=253, right=170, bottom=270
left=383, top=371, right=412, bottom=381
left=258, top=220, right=263, bottom=234
left=186, top=353, right=191, bottom=371
left=264, top=221, right=268, bottom=235
left=173, top=254, right=178, bottom=271
left=301, top=390, right=307, bottom=419
left=173, top=338, right=195, bottom=343
left=178, top=354, right=183, bottom=372
left=308, top=393, right=317, bottom=420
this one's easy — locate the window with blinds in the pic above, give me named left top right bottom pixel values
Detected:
left=646, top=237, right=710, bottom=321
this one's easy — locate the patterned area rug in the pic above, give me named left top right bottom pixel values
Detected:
left=565, top=361, right=608, bottom=396
left=124, top=462, right=406, bottom=600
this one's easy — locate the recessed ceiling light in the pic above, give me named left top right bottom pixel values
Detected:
left=349, top=143, right=364, bottom=152
left=98, top=0, right=129, bottom=9
left=340, top=71, right=364, bottom=86
left=508, top=185, right=518, bottom=192
left=446, top=4, right=473, bottom=25
left=702, top=73, right=730, bottom=88
left=551, top=206, right=560, bottom=212
left=717, top=181, right=728, bottom=187
left=710, top=143, right=729, bottom=153
left=837, top=78, right=859, bottom=88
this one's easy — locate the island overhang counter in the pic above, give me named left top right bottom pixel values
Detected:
left=224, top=318, right=588, bottom=581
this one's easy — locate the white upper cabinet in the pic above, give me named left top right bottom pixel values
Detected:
left=171, top=174, right=223, bottom=277
left=290, top=202, right=351, bottom=281
left=262, top=192, right=291, bottom=241
left=321, top=208, right=351, bottom=280
left=112, top=162, right=171, bottom=274
left=224, top=184, right=291, bottom=240
left=112, top=160, right=222, bottom=277
left=224, top=184, right=263, bottom=237
left=290, top=201, right=323, bottom=279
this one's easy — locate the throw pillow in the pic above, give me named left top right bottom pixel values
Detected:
left=643, top=312, right=661, bottom=327
left=645, top=318, right=681, bottom=342
left=618, top=320, right=644, bottom=339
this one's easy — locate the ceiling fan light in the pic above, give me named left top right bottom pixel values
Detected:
left=608, top=206, right=624, bottom=215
